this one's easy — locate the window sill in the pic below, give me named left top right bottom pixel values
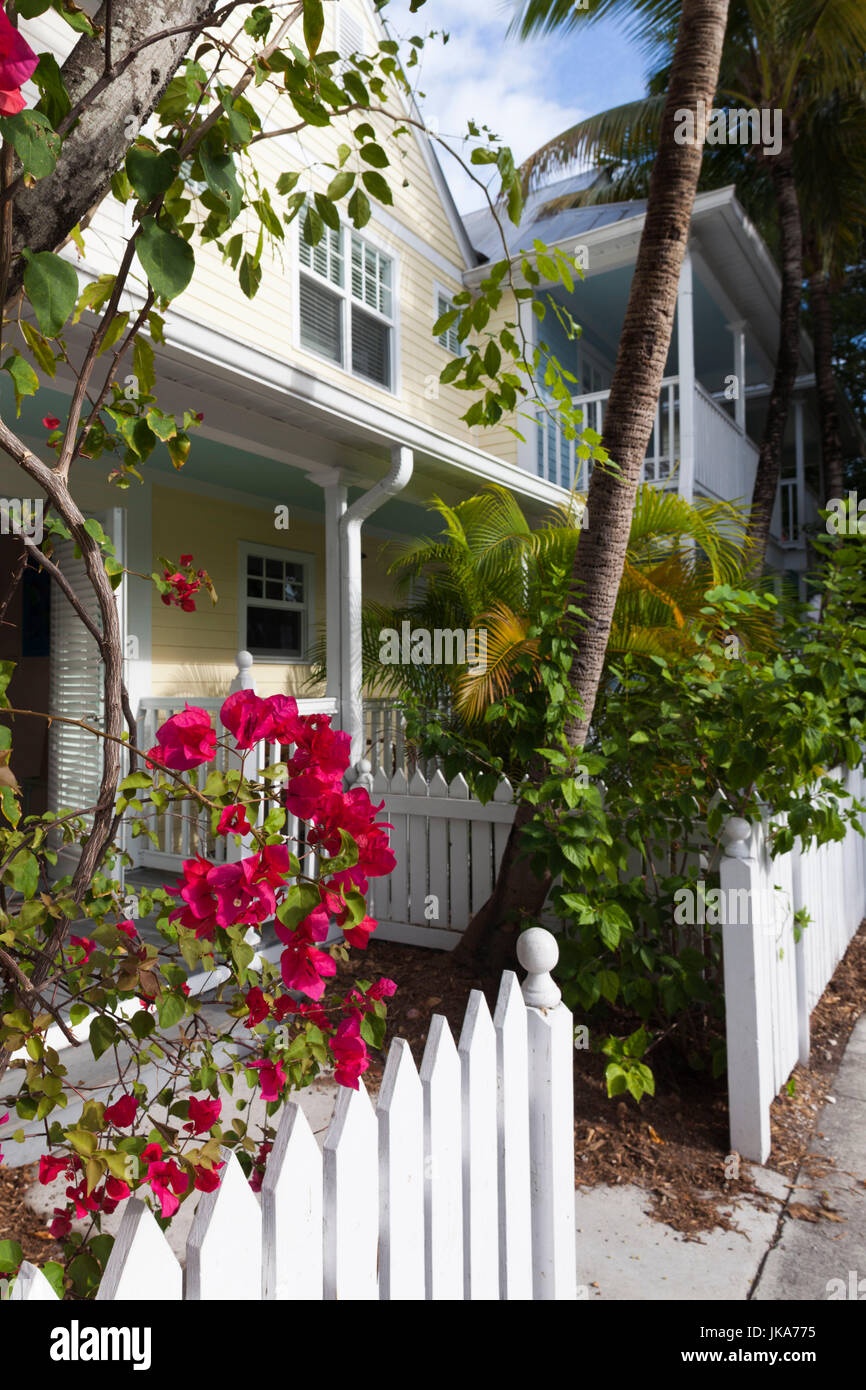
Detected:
left=294, top=340, right=397, bottom=399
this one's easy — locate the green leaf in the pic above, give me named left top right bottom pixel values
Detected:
left=276, top=883, right=322, bottom=933
left=126, top=147, right=177, bottom=204
left=166, top=433, right=190, bottom=469
left=2, top=352, right=39, bottom=415
left=22, top=250, right=78, bottom=338
left=0, top=109, right=60, bottom=179
left=276, top=170, right=300, bottom=195
left=239, top=251, right=262, bottom=298
left=89, top=1014, right=117, bottom=1061
left=32, top=52, right=70, bottom=128
left=20, top=320, right=56, bottom=377
left=347, top=187, right=371, bottom=228
left=133, top=334, right=155, bottom=394
left=303, top=0, right=325, bottom=55
left=4, top=850, right=38, bottom=898
left=137, top=216, right=195, bottom=302
left=158, top=992, right=186, bottom=1028
left=359, top=143, right=389, bottom=168
left=200, top=148, right=243, bottom=222
left=327, top=170, right=355, bottom=201
left=0, top=1239, right=23, bottom=1274
left=41, top=1262, right=64, bottom=1298
left=361, top=170, right=393, bottom=206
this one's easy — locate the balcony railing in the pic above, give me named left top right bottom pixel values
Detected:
left=534, top=377, right=681, bottom=492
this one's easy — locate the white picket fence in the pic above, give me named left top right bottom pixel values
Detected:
left=10, top=931, right=576, bottom=1302
left=369, top=768, right=517, bottom=949
left=720, top=763, right=866, bottom=1162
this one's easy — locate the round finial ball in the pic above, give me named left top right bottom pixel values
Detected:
left=357, top=758, right=372, bottom=774
left=516, top=927, right=559, bottom=975
left=236, top=650, right=253, bottom=669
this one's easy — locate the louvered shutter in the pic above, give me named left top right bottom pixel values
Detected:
left=351, top=304, right=390, bottom=387
left=338, top=11, right=364, bottom=64
left=47, top=509, right=126, bottom=880
left=299, top=275, right=343, bottom=362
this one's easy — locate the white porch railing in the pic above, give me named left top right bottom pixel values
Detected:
left=534, top=377, right=681, bottom=492
left=693, top=381, right=759, bottom=504
left=12, top=931, right=576, bottom=1302
left=720, top=763, right=866, bottom=1162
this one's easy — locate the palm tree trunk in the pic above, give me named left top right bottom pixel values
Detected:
left=453, top=0, right=730, bottom=973
left=807, top=254, right=845, bottom=503
left=748, top=133, right=803, bottom=567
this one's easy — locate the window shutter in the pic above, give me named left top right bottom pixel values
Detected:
left=338, top=11, right=364, bottom=62
left=351, top=304, right=390, bottom=387
left=300, top=275, right=343, bottom=363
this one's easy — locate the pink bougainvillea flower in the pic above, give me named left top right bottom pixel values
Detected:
left=249, top=1057, right=286, bottom=1103
left=249, top=1140, right=272, bottom=1194
left=216, top=803, right=252, bottom=837
left=284, top=768, right=336, bottom=820
left=274, top=901, right=330, bottom=948
left=104, top=1093, right=138, bottom=1128
left=161, top=570, right=201, bottom=612
left=0, top=12, right=38, bottom=115
left=102, top=1175, right=131, bottom=1212
left=149, top=705, right=216, bottom=771
left=193, top=1161, right=223, bottom=1193
left=220, top=689, right=275, bottom=749
left=116, top=919, right=137, bottom=939
left=146, top=1156, right=189, bottom=1219
left=39, top=1154, right=71, bottom=1185
left=312, top=788, right=395, bottom=885
left=367, top=977, right=397, bottom=1001
left=254, top=842, right=291, bottom=890
left=278, top=933, right=336, bottom=1000
left=185, top=1095, right=221, bottom=1134
left=69, top=934, right=95, bottom=964
left=209, top=854, right=276, bottom=929
left=170, top=855, right=219, bottom=940
left=49, top=1207, right=72, bottom=1239
left=42, top=415, right=60, bottom=429
left=244, top=986, right=270, bottom=1028
left=180, top=553, right=193, bottom=566
left=265, top=694, right=303, bottom=745
left=330, top=1014, right=369, bottom=1090
left=342, top=915, right=377, bottom=950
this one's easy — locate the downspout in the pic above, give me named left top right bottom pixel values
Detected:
left=339, top=443, right=414, bottom=769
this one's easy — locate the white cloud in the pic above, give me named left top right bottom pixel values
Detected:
left=383, top=1, right=586, bottom=212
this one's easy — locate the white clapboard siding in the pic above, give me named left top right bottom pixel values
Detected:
left=323, top=1082, right=379, bottom=1301
left=421, top=1014, right=464, bottom=1300
left=262, top=1102, right=323, bottom=1301
left=97, top=1199, right=183, bottom=1301
left=186, top=1153, right=263, bottom=1300
left=458, top=990, right=499, bottom=1299
left=377, top=1038, right=425, bottom=1300
left=494, top=971, right=533, bottom=1300
left=18, top=931, right=578, bottom=1302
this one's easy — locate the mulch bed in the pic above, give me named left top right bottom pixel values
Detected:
left=1, top=922, right=863, bottom=1254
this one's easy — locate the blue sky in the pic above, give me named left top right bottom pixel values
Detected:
left=381, top=0, right=649, bottom=212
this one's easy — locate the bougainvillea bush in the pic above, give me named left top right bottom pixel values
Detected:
left=0, top=689, right=395, bottom=1297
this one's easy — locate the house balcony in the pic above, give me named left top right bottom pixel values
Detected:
left=526, top=375, right=815, bottom=551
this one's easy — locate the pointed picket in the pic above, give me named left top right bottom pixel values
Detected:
left=388, top=769, right=409, bottom=923
left=377, top=1038, right=425, bottom=1300
left=9, top=1261, right=58, bottom=1301
left=421, top=1014, right=463, bottom=1300
left=186, top=1152, right=263, bottom=1300
left=262, top=1101, right=323, bottom=1301
left=97, top=1198, right=182, bottom=1301
left=494, top=971, right=532, bottom=1300
left=407, top=769, right=428, bottom=924
left=458, top=990, right=499, bottom=1299
left=427, top=770, right=449, bottom=929
left=323, top=1080, right=379, bottom=1300
left=448, top=774, right=470, bottom=929
left=493, top=778, right=515, bottom=869
left=526, top=1005, right=577, bottom=1301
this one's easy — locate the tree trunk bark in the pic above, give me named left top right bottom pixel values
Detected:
left=808, top=255, right=845, bottom=504
left=453, top=0, right=731, bottom=973
left=6, top=0, right=218, bottom=301
left=747, top=134, right=803, bottom=568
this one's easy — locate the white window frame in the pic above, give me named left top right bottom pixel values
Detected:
left=238, top=540, right=315, bottom=664
left=433, top=283, right=464, bottom=357
left=294, top=214, right=400, bottom=395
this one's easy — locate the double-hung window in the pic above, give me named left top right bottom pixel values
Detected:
left=298, top=220, right=394, bottom=390
left=240, top=542, right=312, bottom=661
left=435, top=290, right=462, bottom=356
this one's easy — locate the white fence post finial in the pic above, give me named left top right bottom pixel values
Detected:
left=517, top=927, right=561, bottom=1009
left=229, top=650, right=256, bottom=693
left=515, top=927, right=576, bottom=1300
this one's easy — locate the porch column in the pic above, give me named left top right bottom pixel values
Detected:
left=726, top=319, right=747, bottom=432
left=794, top=396, right=805, bottom=545
left=676, top=249, right=696, bottom=503
left=324, top=478, right=347, bottom=704
left=338, top=445, right=414, bottom=766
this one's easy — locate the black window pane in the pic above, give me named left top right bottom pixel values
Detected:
left=351, top=305, right=390, bottom=387
left=265, top=559, right=282, bottom=579
left=299, top=275, right=342, bottom=363
left=246, top=606, right=301, bottom=657
left=247, top=555, right=263, bottom=576
left=247, top=578, right=263, bottom=598
left=265, top=580, right=283, bottom=600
